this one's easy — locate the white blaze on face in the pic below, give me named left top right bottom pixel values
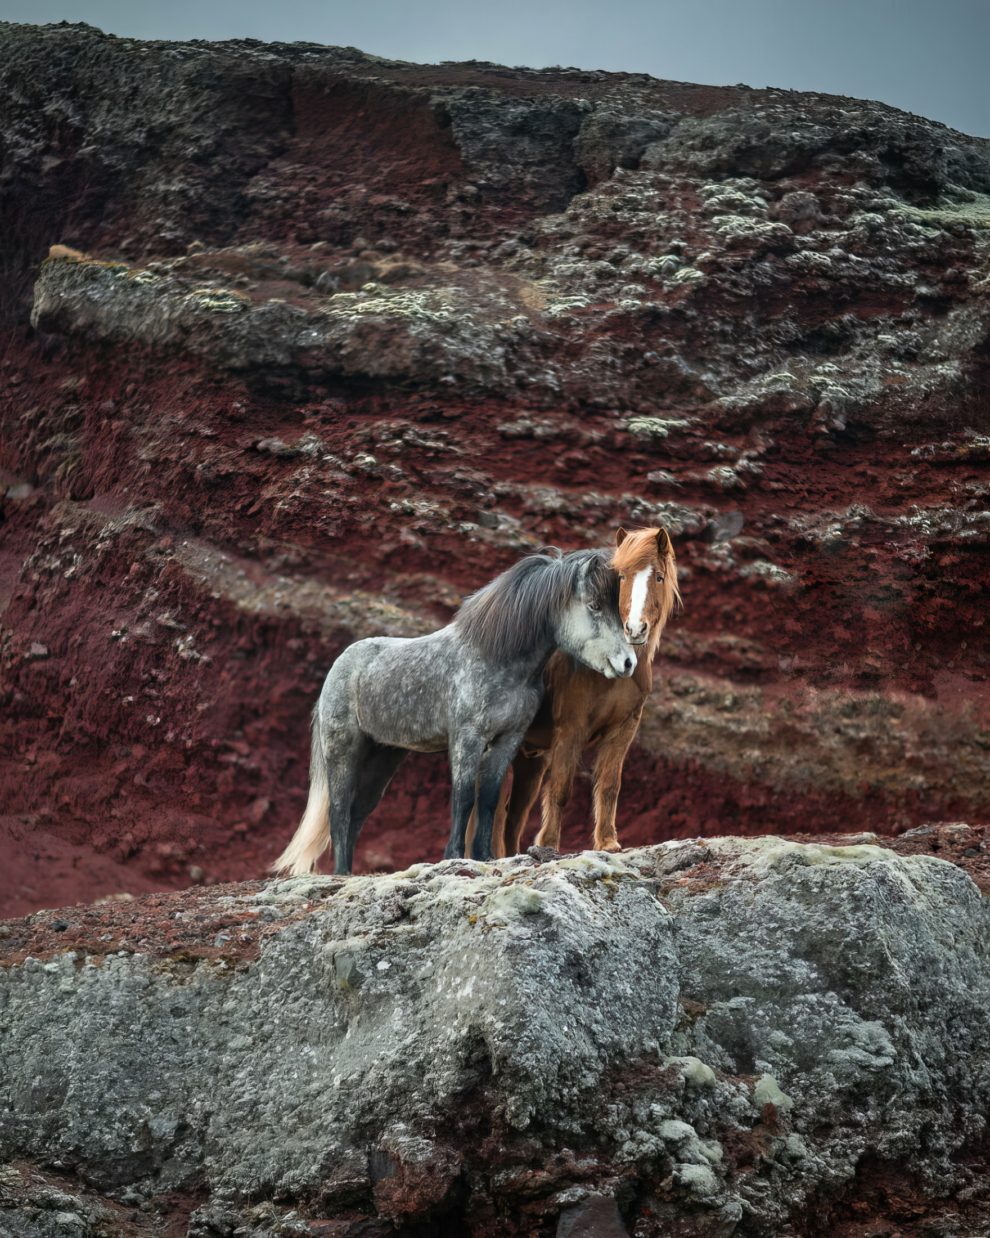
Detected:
left=627, top=566, right=653, bottom=632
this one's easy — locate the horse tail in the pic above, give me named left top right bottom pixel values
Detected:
left=272, top=713, right=330, bottom=875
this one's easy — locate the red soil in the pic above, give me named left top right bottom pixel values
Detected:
left=2, top=311, right=988, bottom=915
left=2, top=32, right=989, bottom=916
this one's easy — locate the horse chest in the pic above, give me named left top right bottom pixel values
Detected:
left=477, top=677, right=541, bottom=734
left=590, top=686, right=644, bottom=735
left=573, top=676, right=645, bottom=740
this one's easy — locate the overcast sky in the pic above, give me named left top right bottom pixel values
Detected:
left=3, top=0, right=988, bottom=137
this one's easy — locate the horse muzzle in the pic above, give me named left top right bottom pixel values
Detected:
left=608, top=651, right=636, bottom=678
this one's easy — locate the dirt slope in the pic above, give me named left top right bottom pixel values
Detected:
left=1, top=22, right=989, bottom=915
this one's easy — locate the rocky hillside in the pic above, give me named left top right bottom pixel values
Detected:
left=1, top=23, right=989, bottom=914
left=4, top=832, right=990, bottom=1237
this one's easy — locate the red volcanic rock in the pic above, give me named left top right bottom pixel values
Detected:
left=1, top=22, right=989, bottom=915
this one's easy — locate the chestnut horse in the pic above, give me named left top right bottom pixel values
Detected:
left=492, top=526, right=679, bottom=855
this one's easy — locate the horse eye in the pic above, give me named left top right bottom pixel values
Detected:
left=588, top=602, right=601, bottom=614
left=655, top=573, right=664, bottom=582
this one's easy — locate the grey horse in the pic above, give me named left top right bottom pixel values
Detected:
left=273, top=549, right=634, bottom=875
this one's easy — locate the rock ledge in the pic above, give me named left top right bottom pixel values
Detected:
left=3, top=835, right=990, bottom=1235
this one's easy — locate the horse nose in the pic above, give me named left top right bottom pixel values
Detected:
left=623, top=654, right=634, bottom=675
left=624, top=621, right=647, bottom=643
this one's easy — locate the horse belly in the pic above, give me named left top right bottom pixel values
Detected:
left=354, top=648, right=452, bottom=752
left=361, top=695, right=450, bottom=752
left=522, top=699, right=555, bottom=752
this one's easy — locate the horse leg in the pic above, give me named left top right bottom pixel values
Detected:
left=343, top=744, right=407, bottom=870
left=534, top=732, right=583, bottom=851
left=445, top=732, right=487, bottom=860
left=504, top=750, right=548, bottom=855
left=591, top=710, right=642, bottom=852
left=464, top=778, right=482, bottom=858
left=326, top=732, right=366, bottom=876
left=473, top=733, right=525, bottom=861
left=491, top=772, right=511, bottom=858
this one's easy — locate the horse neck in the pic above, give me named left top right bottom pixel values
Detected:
left=507, top=630, right=558, bottom=684
left=647, top=614, right=666, bottom=662
left=630, top=611, right=668, bottom=694
left=633, top=642, right=654, bottom=694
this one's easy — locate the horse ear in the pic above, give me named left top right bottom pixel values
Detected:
left=656, top=527, right=672, bottom=556
left=615, top=527, right=628, bottom=547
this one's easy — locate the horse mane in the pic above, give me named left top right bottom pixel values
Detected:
left=612, top=526, right=681, bottom=656
left=455, top=549, right=617, bottom=665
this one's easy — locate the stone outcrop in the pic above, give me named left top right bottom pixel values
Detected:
left=4, top=835, right=990, bottom=1235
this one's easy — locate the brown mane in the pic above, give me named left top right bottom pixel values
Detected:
left=611, top=526, right=681, bottom=658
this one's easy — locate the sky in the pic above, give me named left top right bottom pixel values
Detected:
left=2, top=0, right=988, bottom=137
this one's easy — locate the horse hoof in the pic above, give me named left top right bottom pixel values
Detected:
left=597, top=841, right=623, bottom=853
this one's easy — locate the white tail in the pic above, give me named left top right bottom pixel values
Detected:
left=272, top=717, right=330, bottom=875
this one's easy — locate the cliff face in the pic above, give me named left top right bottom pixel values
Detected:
left=4, top=835, right=990, bottom=1237
left=1, top=22, right=990, bottom=913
